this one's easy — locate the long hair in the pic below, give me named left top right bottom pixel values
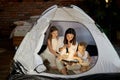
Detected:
left=47, top=26, right=58, bottom=42
left=64, top=28, right=76, bottom=45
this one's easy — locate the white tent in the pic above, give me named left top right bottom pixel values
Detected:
left=13, top=5, right=120, bottom=78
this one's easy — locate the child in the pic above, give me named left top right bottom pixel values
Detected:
left=75, top=42, right=91, bottom=72
left=40, top=26, right=60, bottom=70
left=66, top=42, right=91, bottom=73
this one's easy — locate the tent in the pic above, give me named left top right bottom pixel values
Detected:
left=9, top=5, right=120, bottom=79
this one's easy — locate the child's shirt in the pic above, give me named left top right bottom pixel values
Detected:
left=51, top=38, right=59, bottom=51
left=77, top=51, right=89, bottom=63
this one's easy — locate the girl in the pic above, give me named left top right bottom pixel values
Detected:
left=40, top=26, right=60, bottom=69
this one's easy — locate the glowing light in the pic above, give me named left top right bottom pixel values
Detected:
left=105, top=0, right=109, bottom=3
left=66, top=53, right=69, bottom=55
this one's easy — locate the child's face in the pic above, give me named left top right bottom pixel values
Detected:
left=78, top=45, right=85, bottom=52
left=66, top=33, right=74, bottom=42
left=51, top=30, right=58, bottom=38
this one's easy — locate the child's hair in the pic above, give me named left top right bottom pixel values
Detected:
left=77, top=42, right=87, bottom=51
left=48, top=26, right=58, bottom=41
left=64, top=28, right=76, bottom=45
left=78, top=42, right=87, bottom=48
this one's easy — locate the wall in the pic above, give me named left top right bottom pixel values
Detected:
left=0, top=0, right=84, bottom=37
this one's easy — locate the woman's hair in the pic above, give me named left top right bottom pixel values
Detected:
left=64, top=28, right=76, bottom=45
left=48, top=26, right=58, bottom=41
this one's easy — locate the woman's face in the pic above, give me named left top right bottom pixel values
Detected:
left=66, top=33, right=74, bottom=42
left=51, top=30, right=58, bottom=38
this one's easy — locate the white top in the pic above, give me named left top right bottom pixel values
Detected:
left=51, top=38, right=58, bottom=51
left=77, top=51, right=89, bottom=62
left=60, top=43, right=78, bottom=60
left=45, top=38, right=59, bottom=54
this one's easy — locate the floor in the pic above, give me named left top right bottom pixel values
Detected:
left=0, top=38, right=120, bottom=80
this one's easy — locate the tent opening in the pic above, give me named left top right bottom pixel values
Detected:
left=38, top=21, right=98, bottom=74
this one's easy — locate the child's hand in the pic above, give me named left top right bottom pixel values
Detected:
left=56, top=53, right=60, bottom=58
left=81, top=62, right=89, bottom=66
left=59, top=47, right=63, bottom=52
left=59, top=45, right=66, bottom=52
left=78, top=59, right=83, bottom=63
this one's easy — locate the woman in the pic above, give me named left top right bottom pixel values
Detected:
left=56, top=28, right=78, bottom=75
left=60, top=28, right=77, bottom=58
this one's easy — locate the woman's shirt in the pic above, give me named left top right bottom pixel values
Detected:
left=60, top=43, right=78, bottom=60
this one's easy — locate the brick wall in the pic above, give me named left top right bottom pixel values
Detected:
left=0, top=0, right=84, bottom=37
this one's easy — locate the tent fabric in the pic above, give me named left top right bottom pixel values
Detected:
left=8, top=72, right=120, bottom=80
left=13, top=5, right=120, bottom=78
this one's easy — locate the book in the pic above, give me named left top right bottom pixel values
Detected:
left=62, top=59, right=79, bottom=63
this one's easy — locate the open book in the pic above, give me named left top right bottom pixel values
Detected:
left=62, top=59, right=79, bottom=63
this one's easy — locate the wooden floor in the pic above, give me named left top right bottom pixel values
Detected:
left=0, top=38, right=15, bottom=80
